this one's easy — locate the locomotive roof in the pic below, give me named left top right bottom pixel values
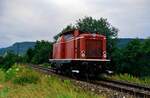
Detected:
left=60, top=29, right=84, bottom=35
left=59, top=29, right=100, bottom=36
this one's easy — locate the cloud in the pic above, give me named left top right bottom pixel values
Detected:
left=0, top=0, right=150, bottom=47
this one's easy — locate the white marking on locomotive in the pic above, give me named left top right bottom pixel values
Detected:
left=81, top=50, right=85, bottom=57
left=92, top=33, right=96, bottom=37
left=72, top=70, right=79, bottom=73
left=103, top=51, right=107, bottom=58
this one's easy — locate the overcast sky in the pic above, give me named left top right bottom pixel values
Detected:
left=0, top=0, right=150, bottom=48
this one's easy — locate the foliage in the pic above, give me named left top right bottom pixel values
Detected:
left=115, top=39, right=142, bottom=74
left=141, top=38, right=150, bottom=68
left=0, top=56, right=4, bottom=64
left=5, top=66, right=18, bottom=81
left=25, top=40, right=53, bottom=64
left=0, top=64, right=39, bottom=85
left=25, top=48, right=34, bottom=63
left=76, top=17, right=118, bottom=37
left=13, top=68, right=39, bottom=85
left=0, top=52, right=22, bottom=70
left=113, top=38, right=150, bottom=76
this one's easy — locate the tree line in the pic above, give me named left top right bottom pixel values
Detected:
left=0, top=16, right=149, bottom=77
left=112, top=38, right=150, bottom=77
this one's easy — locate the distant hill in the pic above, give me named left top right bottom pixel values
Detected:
left=117, top=38, right=144, bottom=48
left=0, top=38, right=145, bottom=56
left=0, top=42, right=36, bottom=56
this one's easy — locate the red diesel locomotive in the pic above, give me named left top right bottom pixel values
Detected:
left=49, top=29, right=110, bottom=76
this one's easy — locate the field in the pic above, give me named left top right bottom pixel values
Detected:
left=0, top=64, right=104, bottom=98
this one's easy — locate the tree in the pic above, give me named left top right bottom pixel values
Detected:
left=117, top=39, right=142, bottom=75
left=142, top=37, right=150, bottom=56
left=111, top=47, right=124, bottom=71
left=26, top=40, right=53, bottom=64
left=115, top=38, right=150, bottom=76
left=0, top=52, right=18, bottom=70
left=25, top=48, right=35, bottom=63
left=140, top=38, right=150, bottom=76
left=0, top=56, right=4, bottom=64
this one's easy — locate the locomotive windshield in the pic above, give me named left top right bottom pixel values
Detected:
left=64, top=33, right=73, bottom=40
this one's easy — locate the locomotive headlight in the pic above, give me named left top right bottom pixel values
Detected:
left=103, top=51, right=107, bottom=58
left=81, top=50, right=85, bottom=57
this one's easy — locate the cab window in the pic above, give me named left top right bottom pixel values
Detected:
left=64, top=33, right=73, bottom=40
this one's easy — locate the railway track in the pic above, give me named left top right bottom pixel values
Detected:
left=30, top=65, right=150, bottom=98
left=93, top=80, right=150, bottom=98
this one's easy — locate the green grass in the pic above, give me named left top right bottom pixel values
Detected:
left=108, top=73, right=150, bottom=86
left=0, top=69, right=5, bottom=83
left=0, top=64, right=105, bottom=98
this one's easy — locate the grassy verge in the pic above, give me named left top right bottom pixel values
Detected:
left=0, top=64, right=105, bottom=98
left=108, top=74, right=150, bottom=86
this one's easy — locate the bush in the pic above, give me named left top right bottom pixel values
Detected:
left=13, top=67, right=40, bottom=85
left=1, top=64, right=40, bottom=85
left=13, top=74, right=39, bottom=85
left=5, top=66, right=19, bottom=81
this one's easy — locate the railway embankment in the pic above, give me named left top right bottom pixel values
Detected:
left=0, top=64, right=104, bottom=98
left=31, top=64, right=150, bottom=98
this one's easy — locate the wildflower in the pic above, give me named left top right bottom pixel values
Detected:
left=16, top=68, right=19, bottom=71
left=6, top=70, right=9, bottom=73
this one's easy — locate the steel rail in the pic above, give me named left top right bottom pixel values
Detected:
left=92, top=80, right=150, bottom=98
